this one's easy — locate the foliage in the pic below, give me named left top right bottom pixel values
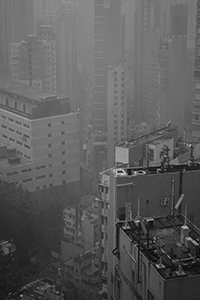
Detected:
left=0, top=181, right=63, bottom=264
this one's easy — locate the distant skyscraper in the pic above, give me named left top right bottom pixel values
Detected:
left=159, top=4, right=187, bottom=135
left=0, top=0, right=34, bottom=79
left=107, top=62, right=128, bottom=168
left=56, top=2, right=78, bottom=108
left=93, top=0, right=121, bottom=132
left=192, top=0, right=200, bottom=140
left=159, top=36, right=187, bottom=134
left=134, top=0, right=162, bottom=125
left=10, top=32, right=57, bottom=94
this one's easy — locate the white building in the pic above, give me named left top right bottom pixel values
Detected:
left=0, top=81, right=80, bottom=193
left=107, top=62, right=128, bottom=168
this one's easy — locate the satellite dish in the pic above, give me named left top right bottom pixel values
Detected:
left=175, top=194, right=184, bottom=211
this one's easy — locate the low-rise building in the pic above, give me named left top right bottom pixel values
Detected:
left=8, top=277, right=65, bottom=300
left=62, top=199, right=99, bottom=260
left=113, top=214, right=200, bottom=300
left=0, top=240, right=19, bottom=294
left=62, top=251, right=99, bottom=300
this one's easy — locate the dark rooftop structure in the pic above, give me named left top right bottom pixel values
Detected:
left=118, top=214, right=200, bottom=280
left=0, top=80, right=70, bottom=119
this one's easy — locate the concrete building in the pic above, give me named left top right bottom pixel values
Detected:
left=10, top=277, right=65, bottom=300
left=62, top=250, right=99, bottom=300
left=114, top=214, right=200, bottom=300
left=0, top=80, right=80, bottom=194
left=97, top=162, right=200, bottom=300
left=10, top=33, right=57, bottom=94
left=158, top=34, right=187, bottom=135
left=107, top=62, right=128, bottom=168
left=93, top=0, right=121, bottom=132
left=0, top=0, right=34, bottom=79
left=33, top=0, right=62, bottom=31
left=133, top=0, right=162, bottom=125
left=56, top=2, right=78, bottom=109
left=192, top=0, right=200, bottom=140
left=0, top=240, right=19, bottom=295
left=62, top=200, right=99, bottom=258
left=158, top=3, right=188, bottom=135
left=115, top=124, right=178, bottom=167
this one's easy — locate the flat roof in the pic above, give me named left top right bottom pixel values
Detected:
left=0, top=156, right=32, bottom=169
left=117, top=124, right=177, bottom=149
left=0, top=80, right=66, bottom=102
left=120, top=214, right=200, bottom=279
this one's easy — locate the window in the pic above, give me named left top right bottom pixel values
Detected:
left=22, top=178, right=32, bottom=183
left=61, top=120, right=65, bottom=125
left=16, top=120, right=21, bottom=125
left=2, top=125, right=7, bottom=129
left=8, top=117, right=14, bottom=122
left=16, top=131, right=22, bottom=135
left=49, top=183, right=53, bottom=187
left=17, top=141, right=22, bottom=145
left=48, top=153, right=52, bottom=158
left=62, top=161, right=65, bottom=165
left=48, top=143, right=52, bottom=147
left=61, top=131, right=65, bottom=135
left=9, top=137, right=15, bottom=142
left=48, top=123, right=51, bottom=127
left=149, top=149, right=154, bottom=161
left=62, top=171, right=66, bottom=174
left=49, top=174, right=53, bottom=177
left=36, top=175, right=46, bottom=180
left=21, top=168, right=32, bottom=173
left=9, top=127, right=14, bottom=132
left=62, top=151, right=65, bottom=155
left=24, top=144, right=30, bottom=149
left=62, top=141, right=65, bottom=145
left=62, top=180, right=66, bottom=184
left=48, top=133, right=52, bottom=137
left=49, top=163, right=52, bottom=168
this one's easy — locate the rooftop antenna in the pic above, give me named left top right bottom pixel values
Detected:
left=175, top=261, right=185, bottom=276
left=174, top=194, right=185, bottom=212
left=167, top=194, right=184, bottom=219
left=171, top=179, right=175, bottom=217
left=184, top=204, right=187, bottom=226
left=156, top=254, right=165, bottom=269
left=135, top=197, right=141, bottom=222
left=123, top=203, right=131, bottom=229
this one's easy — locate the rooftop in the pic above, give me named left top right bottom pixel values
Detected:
left=119, top=214, right=200, bottom=279
left=16, top=278, right=63, bottom=300
left=117, top=123, right=177, bottom=149
left=0, top=80, right=65, bottom=102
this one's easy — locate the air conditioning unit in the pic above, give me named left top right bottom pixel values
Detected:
left=160, top=197, right=169, bottom=206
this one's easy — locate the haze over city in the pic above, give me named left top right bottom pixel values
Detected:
left=1, top=0, right=200, bottom=299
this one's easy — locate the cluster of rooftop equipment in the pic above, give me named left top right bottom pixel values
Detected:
left=116, top=194, right=200, bottom=279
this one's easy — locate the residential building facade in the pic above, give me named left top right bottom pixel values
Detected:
left=107, top=62, right=128, bottom=168
left=0, top=81, right=80, bottom=194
